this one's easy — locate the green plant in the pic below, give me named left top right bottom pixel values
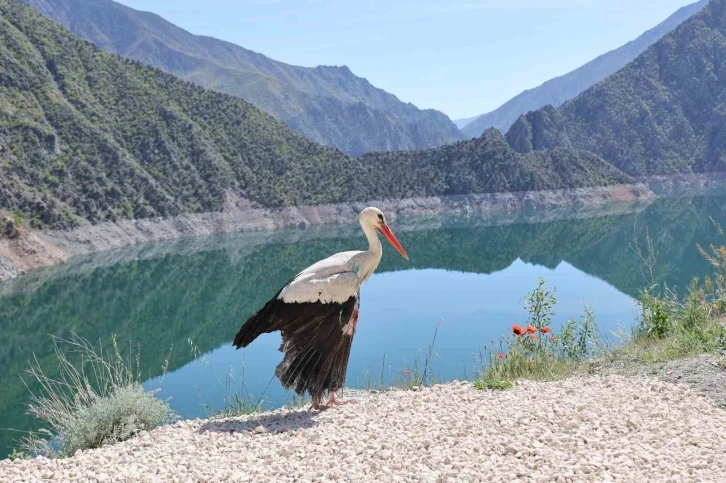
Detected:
left=123, top=202, right=134, bottom=220
left=7, top=448, right=27, bottom=461
left=11, top=210, right=23, bottom=228
left=474, top=279, right=601, bottom=388
left=473, top=378, right=513, bottom=390
left=698, top=218, right=726, bottom=299
left=29, top=215, right=44, bottom=229
left=636, top=285, right=675, bottom=339
left=523, top=277, right=557, bottom=332
left=679, top=278, right=709, bottom=331
left=558, top=305, right=601, bottom=360
left=19, top=334, right=176, bottom=458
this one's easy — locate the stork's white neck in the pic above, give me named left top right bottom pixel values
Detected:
left=358, top=220, right=383, bottom=282
left=362, top=221, right=382, bottom=255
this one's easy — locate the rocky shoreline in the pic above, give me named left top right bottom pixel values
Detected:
left=2, top=376, right=725, bottom=482
left=0, top=183, right=654, bottom=282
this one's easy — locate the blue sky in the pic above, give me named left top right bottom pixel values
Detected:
left=116, top=0, right=697, bottom=120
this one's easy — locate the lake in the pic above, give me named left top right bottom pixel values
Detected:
left=1, top=192, right=725, bottom=458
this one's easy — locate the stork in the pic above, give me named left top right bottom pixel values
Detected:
left=232, top=207, right=408, bottom=409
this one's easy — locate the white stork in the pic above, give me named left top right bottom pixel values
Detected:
left=232, top=207, right=409, bottom=409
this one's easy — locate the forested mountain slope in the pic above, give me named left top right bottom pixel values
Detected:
left=505, top=0, right=726, bottom=176
left=0, top=0, right=631, bottom=229
left=20, top=0, right=463, bottom=155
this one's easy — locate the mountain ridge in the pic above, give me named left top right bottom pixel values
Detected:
left=504, top=0, right=726, bottom=177
left=461, top=0, right=709, bottom=137
left=20, top=0, right=464, bottom=155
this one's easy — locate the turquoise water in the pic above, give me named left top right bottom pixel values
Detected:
left=0, top=193, right=724, bottom=457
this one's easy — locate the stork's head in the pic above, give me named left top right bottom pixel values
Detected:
left=360, top=207, right=409, bottom=260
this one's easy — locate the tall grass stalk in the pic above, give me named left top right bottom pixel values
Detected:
left=188, top=339, right=271, bottom=418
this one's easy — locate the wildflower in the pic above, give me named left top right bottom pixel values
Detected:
left=713, top=303, right=719, bottom=310
left=404, top=370, right=411, bottom=377
left=530, top=334, right=536, bottom=341
left=526, top=325, right=537, bottom=334
left=496, top=353, right=504, bottom=359
left=550, top=335, right=557, bottom=342
left=512, top=325, right=526, bottom=337
left=541, top=326, right=551, bottom=334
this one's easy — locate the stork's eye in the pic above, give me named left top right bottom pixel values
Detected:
left=377, top=213, right=384, bottom=222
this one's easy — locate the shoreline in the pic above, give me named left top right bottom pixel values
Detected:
left=3, top=170, right=725, bottom=283
left=2, top=376, right=725, bottom=481
left=0, top=182, right=655, bottom=282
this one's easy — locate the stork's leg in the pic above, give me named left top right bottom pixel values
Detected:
left=326, top=390, right=355, bottom=406
left=309, top=394, right=330, bottom=411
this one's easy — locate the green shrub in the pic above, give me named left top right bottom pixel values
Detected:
left=635, top=285, right=675, bottom=339
left=19, top=334, right=176, bottom=458
left=11, top=209, right=23, bottom=227
left=558, top=306, right=601, bottom=361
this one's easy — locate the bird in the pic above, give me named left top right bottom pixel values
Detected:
left=232, top=207, right=409, bottom=409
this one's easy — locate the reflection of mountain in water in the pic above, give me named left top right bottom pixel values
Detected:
left=0, top=194, right=724, bottom=456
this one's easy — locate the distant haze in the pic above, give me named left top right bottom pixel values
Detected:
left=116, top=0, right=700, bottom=119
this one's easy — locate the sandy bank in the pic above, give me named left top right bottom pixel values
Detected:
left=2, top=376, right=725, bottom=482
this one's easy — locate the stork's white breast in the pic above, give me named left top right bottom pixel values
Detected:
left=278, top=271, right=359, bottom=304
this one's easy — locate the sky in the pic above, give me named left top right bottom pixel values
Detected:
left=115, top=0, right=698, bottom=120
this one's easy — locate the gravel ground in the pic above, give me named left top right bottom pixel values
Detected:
left=2, top=376, right=726, bottom=483
left=591, top=353, right=726, bottom=409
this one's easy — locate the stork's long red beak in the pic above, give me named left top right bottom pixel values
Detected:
left=378, top=225, right=409, bottom=260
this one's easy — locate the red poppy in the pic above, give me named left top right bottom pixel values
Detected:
left=526, top=325, right=537, bottom=334
left=512, top=325, right=526, bottom=337
left=404, top=370, right=411, bottom=377
left=530, top=334, right=536, bottom=341
left=541, top=326, right=551, bottom=334
left=496, top=353, right=504, bottom=359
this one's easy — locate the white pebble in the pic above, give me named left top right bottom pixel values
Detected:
left=3, top=376, right=726, bottom=482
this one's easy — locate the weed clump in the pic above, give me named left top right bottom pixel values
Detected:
left=19, top=334, right=176, bottom=458
left=628, top=219, right=726, bottom=361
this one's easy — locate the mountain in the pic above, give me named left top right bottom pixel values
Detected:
left=358, top=129, right=630, bottom=200
left=19, top=0, right=464, bottom=156
left=0, top=0, right=631, bottom=230
left=453, top=115, right=481, bottom=129
left=504, top=0, right=726, bottom=177
left=460, top=0, right=709, bottom=137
